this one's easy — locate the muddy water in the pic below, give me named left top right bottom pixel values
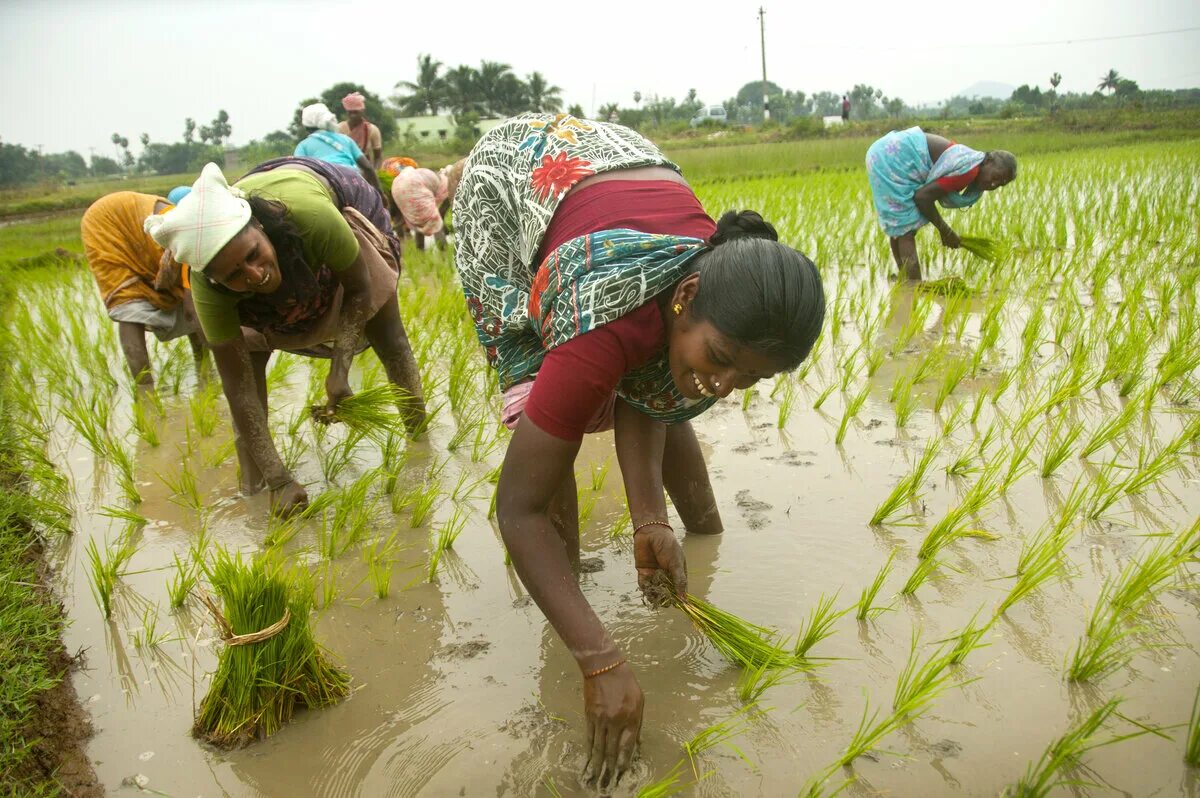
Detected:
left=18, top=209, right=1199, bottom=795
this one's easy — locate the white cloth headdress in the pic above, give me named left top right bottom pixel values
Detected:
left=301, top=102, right=337, bottom=131
left=143, top=162, right=250, bottom=272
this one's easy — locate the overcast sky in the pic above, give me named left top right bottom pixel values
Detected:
left=2, top=0, right=1198, bottom=156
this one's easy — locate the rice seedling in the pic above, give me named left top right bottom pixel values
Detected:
left=408, top=479, right=441, bottom=528
left=315, top=383, right=415, bottom=440
left=1000, top=433, right=1039, bottom=494
left=812, top=382, right=836, bottom=412
left=194, top=549, right=350, bottom=747
left=777, top=379, right=797, bottom=428
left=1065, top=597, right=1142, bottom=683
left=891, top=375, right=919, bottom=428
left=892, top=627, right=974, bottom=718
left=167, top=553, right=197, bottom=609
left=855, top=548, right=897, bottom=621
left=944, top=608, right=995, bottom=664
left=363, top=540, right=395, bottom=599
left=85, top=533, right=139, bottom=619
left=793, top=591, right=848, bottom=660
left=98, top=504, right=148, bottom=530
left=1039, top=413, right=1085, bottom=478
left=740, top=386, right=756, bottom=411
left=735, top=657, right=795, bottom=704
left=636, top=760, right=704, bottom=798
left=160, top=458, right=203, bottom=518
left=675, top=594, right=797, bottom=670
left=590, top=459, right=611, bottom=492
left=131, top=395, right=160, bottom=447
left=837, top=697, right=900, bottom=768
left=997, top=522, right=1071, bottom=616
left=189, top=380, right=220, bottom=437
left=130, top=604, right=173, bottom=649
left=315, top=429, right=364, bottom=485
left=798, top=765, right=855, bottom=798
left=1003, top=699, right=1152, bottom=797
left=958, top=236, right=1006, bottom=263
left=609, top=513, right=632, bottom=538
left=900, top=557, right=946, bottom=596
left=683, top=705, right=756, bottom=778
left=1079, top=396, right=1141, bottom=460
left=835, top=385, right=870, bottom=445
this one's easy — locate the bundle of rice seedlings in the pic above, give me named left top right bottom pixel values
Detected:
left=917, top=276, right=976, bottom=297
left=194, top=549, right=349, bottom=747
left=312, top=384, right=415, bottom=438
left=958, top=236, right=1006, bottom=263
left=675, top=593, right=797, bottom=670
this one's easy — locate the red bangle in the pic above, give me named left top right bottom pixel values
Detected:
left=584, top=658, right=626, bottom=678
left=633, top=520, right=671, bottom=535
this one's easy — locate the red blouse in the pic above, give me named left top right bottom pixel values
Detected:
left=935, top=164, right=980, bottom=193
left=523, top=179, right=716, bottom=440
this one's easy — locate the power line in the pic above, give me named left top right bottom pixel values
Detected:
left=804, top=24, right=1200, bottom=52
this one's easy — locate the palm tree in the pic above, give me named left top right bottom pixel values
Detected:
left=526, top=72, right=563, bottom=113
left=394, top=54, right=445, bottom=116
left=1097, top=69, right=1120, bottom=95
left=477, top=61, right=527, bottom=117
left=1049, top=72, right=1062, bottom=90
left=443, top=66, right=480, bottom=118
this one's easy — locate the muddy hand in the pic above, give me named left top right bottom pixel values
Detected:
left=269, top=479, right=308, bottom=517
left=634, top=525, right=687, bottom=605
left=324, top=376, right=353, bottom=417
left=582, top=662, right=643, bottom=789
left=940, top=228, right=961, bottom=249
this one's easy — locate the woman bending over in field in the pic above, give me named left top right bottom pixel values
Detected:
left=146, top=158, right=426, bottom=516
left=81, top=190, right=206, bottom=388
left=454, top=113, right=824, bottom=785
left=866, top=126, right=1017, bottom=280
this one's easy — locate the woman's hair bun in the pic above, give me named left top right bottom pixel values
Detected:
left=710, top=210, right=779, bottom=246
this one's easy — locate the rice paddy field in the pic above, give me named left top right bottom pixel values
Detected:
left=2, top=134, right=1199, bottom=796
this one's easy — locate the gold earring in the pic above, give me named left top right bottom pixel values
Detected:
left=673, top=303, right=683, bottom=315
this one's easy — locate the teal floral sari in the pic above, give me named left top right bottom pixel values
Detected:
left=453, top=113, right=717, bottom=423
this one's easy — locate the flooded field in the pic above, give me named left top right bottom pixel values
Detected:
left=6, top=140, right=1199, bottom=796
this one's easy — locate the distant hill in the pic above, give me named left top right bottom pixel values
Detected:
left=955, top=81, right=1015, bottom=99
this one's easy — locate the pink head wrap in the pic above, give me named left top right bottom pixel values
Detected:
left=341, top=92, right=367, bottom=111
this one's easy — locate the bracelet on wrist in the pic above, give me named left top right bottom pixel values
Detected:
left=633, top=519, right=672, bottom=535
left=583, top=658, right=626, bottom=679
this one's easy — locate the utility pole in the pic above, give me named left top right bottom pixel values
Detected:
left=759, top=6, right=770, bottom=122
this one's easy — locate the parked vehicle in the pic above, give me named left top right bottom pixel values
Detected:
left=689, top=105, right=728, bottom=127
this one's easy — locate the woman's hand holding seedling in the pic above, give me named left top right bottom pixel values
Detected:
left=634, top=524, right=688, bottom=605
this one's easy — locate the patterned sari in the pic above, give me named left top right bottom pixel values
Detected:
left=453, top=113, right=717, bottom=424
left=865, top=126, right=986, bottom=237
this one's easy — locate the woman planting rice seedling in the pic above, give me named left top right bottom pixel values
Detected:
left=146, top=159, right=426, bottom=516
left=80, top=190, right=206, bottom=388
left=390, top=160, right=464, bottom=251
left=454, top=112, right=824, bottom=785
left=865, top=126, right=1017, bottom=280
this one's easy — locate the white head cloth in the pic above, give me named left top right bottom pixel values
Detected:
left=301, top=102, right=337, bottom=131
left=143, top=162, right=250, bottom=272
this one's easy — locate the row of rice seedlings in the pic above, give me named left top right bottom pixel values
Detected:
left=194, top=548, right=350, bottom=747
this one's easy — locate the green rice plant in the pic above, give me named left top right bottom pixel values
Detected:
left=683, top=705, right=756, bottom=778
left=131, top=395, right=160, bottom=447
left=609, top=513, right=632, bottom=538
left=736, top=657, right=797, bottom=704
left=408, top=479, right=441, bottom=528
left=315, top=429, right=364, bottom=484
left=1003, top=699, right=1151, bottom=797
left=1065, top=598, right=1141, bottom=683
left=1079, top=396, right=1141, bottom=460
left=1104, top=530, right=1197, bottom=620
left=892, top=627, right=974, bottom=718
left=636, top=760, right=704, bottom=797
left=85, top=533, right=139, bottom=619
left=160, top=458, right=203, bottom=517
left=1120, top=438, right=1182, bottom=497
left=958, top=236, right=1006, bottom=263
left=131, top=604, right=172, bottom=649
left=933, top=358, right=971, bottom=413
left=105, top=439, right=142, bottom=505
left=891, top=375, right=919, bottom=428
left=740, top=386, right=756, bottom=411
left=1000, top=433, right=1039, bottom=494
left=189, top=380, right=220, bottom=437
left=364, top=541, right=395, bottom=599
left=446, top=412, right=480, bottom=452
left=61, top=395, right=112, bottom=459
left=590, top=459, right=611, bottom=492
left=777, top=379, right=797, bottom=428
left=900, top=556, right=945, bottom=596
left=798, top=765, right=855, bottom=798
left=317, top=383, right=415, bottom=440
left=793, top=591, right=848, bottom=659
left=675, top=594, right=797, bottom=670
left=1084, top=460, right=1128, bottom=521
left=812, top=382, right=836, bottom=411
left=917, top=276, right=976, bottom=298
left=944, top=608, right=995, bottom=664
left=1039, top=413, right=1085, bottom=478
left=837, top=697, right=899, bottom=767
left=890, top=290, right=933, bottom=355
left=279, top=432, right=309, bottom=474
left=167, top=553, right=197, bottom=609
left=835, top=385, right=870, bottom=445
left=938, top=400, right=966, bottom=439
left=99, top=504, right=148, bottom=530
left=194, top=549, right=350, bottom=747
left=577, top=490, right=599, bottom=529
left=997, top=522, right=1071, bottom=616
left=910, top=345, right=944, bottom=386
left=1186, top=684, right=1200, bottom=767
left=855, top=548, right=897, bottom=621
